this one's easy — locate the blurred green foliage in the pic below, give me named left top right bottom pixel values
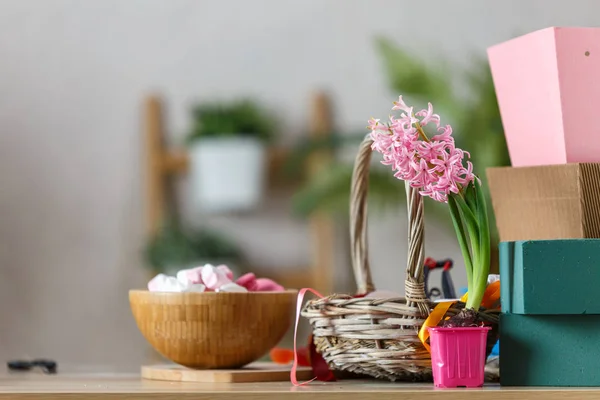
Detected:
left=144, top=220, right=243, bottom=273
left=186, top=99, right=276, bottom=144
left=289, top=37, right=510, bottom=245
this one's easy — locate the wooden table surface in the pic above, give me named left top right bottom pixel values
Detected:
left=1, top=373, right=599, bottom=399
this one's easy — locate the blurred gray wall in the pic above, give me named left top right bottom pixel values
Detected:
left=0, top=0, right=598, bottom=370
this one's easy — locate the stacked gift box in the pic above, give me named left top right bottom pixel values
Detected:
left=486, top=27, right=600, bottom=387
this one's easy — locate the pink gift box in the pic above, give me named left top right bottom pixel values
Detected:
left=488, top=27, right=600, bottom=167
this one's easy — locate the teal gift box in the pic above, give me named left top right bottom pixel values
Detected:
left=500, top=314, right=600, bottom=386
left=499, top=239, right=600, bottom=314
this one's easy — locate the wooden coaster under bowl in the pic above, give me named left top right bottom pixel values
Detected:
left=142, top=362, right=312, bottom=383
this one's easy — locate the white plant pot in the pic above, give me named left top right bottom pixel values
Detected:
left=189, top=136, right=266, bottom=213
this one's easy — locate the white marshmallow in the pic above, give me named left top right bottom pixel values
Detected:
left=183, top=284, right=206, bottom=293
left=162, top=277, right=187, bottom=292
left=201, top=264, right=233, bottom=290
left=216, top=282, right=248, bottom=293
left=148, top=274, right=168, bottom=291
left=176, top=270, right=193, bottom=286
left=176, top=266, right=204, bottom=286
left=148, top=274, right=187, bottom=292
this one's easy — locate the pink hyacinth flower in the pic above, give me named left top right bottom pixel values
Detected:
left=415, top=102, right=440, bottom=127
left=368, top=97, right=475, bottom=203
left=392, top=95, right=412, bottom=113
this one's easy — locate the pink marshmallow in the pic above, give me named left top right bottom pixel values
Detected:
left=176, top=266, right=204, bottom=286
left=201, top=264, right=233, bottom=290
left=236, top=273, right=259, bottom=291
left=254, top=278, right=285, bottom=292
left=216, top=264, right=234, bottom=281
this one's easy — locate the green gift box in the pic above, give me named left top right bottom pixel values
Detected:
left=500, top=314, right=600, bottom=386
left=500, top=239, right=600, bottom=314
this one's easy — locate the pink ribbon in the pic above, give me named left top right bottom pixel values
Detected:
left=291, top=288, right=325, bottom=386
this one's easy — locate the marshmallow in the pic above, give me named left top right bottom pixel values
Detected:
left=216, top=282, right=248, bottom=293
left=255, top=278, right=285, bottom=292
left=148, top=274, right=187, bottom=292
left=148, top=265, right=284, bottom=293
left=183, top=283, right=206, bottom=293
left=148, top=274, right=167, bottom=291
left=201, top=264, right=233, bottom=290
left=216, top=264, right=234, bottom=280
left=235, top=274, right=284, bottom=292
left=236, top=272, right=259, bottom=291
left=176, top=266, right=204, bottom=286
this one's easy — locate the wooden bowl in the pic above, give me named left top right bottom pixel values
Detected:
left=129, top=289, right=297, bottom=369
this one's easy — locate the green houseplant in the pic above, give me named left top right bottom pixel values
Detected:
left=186, top=99, right=276, bottom=213
left=186, top=99, right=275, bottom=144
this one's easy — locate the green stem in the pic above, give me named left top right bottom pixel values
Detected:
left=448, top=180, right=492, bottom=311
left=462, top=183, right=480, bottom=288
left=448, top=195, right=473, bottom=298
left=465, top=180, right=491, bottom=310
left=453, top=194, right=481, bottom=281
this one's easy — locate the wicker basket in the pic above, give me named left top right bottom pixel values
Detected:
left=301, top=136, right=500, bottom=381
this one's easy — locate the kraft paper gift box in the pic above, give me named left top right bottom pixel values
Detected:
left=500, top=314, right=600, bottom=386
left=488, top=27, right=600, bottom=167
left=499, top=239, right=600, bottom=315
left=486, top=163, right=600, bottom=242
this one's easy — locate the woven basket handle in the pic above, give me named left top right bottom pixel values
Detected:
left=349, top=136, right=429, bottom=315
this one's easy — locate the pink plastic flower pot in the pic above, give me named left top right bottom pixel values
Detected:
left=488, top=27, right=600, bottom=167
left=428, top=327, right=491, bottom=388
